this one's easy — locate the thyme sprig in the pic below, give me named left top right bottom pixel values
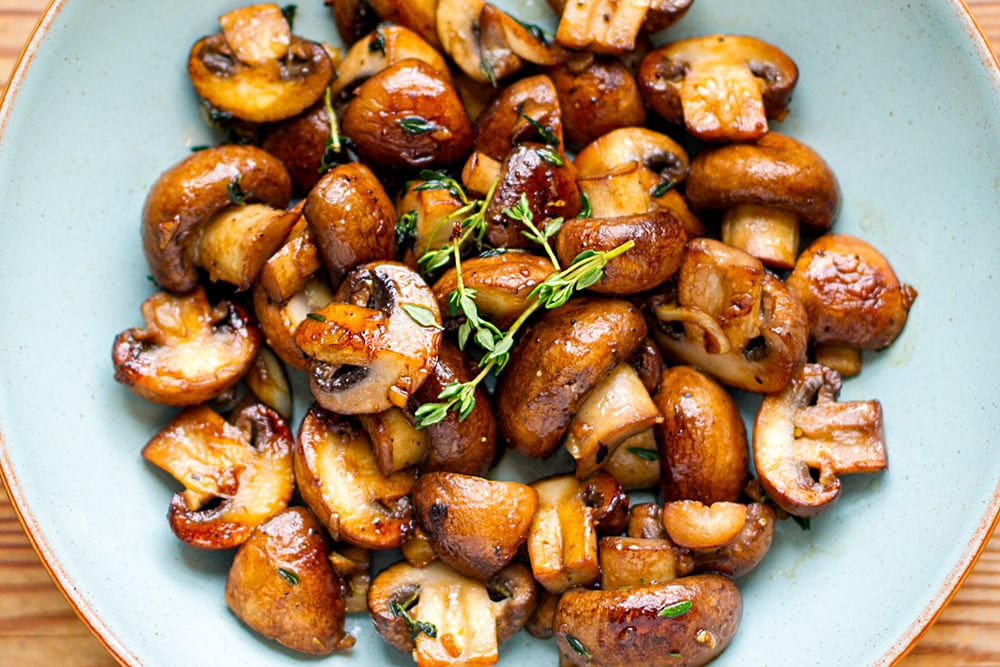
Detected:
left=413, top=238, right=635, bottom=427
left=390, top=591, right=437, bottom=641
left=416, top=177, right=498, bottom=274
left=503, top=192, right=563, bottom=269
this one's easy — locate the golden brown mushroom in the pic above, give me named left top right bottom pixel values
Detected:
left=142, top=403, right=294, bottom=549
left=686, top=132, right=841, bottom=269
left=331, top=24, right=452, bottom=99
left=753, top=363, right=888, bottom=517
left=141, top=144, right=292, bottom=294
left=473, top=74, right=565, bottom=161
left=225, top=507, right=354, bottom=655
left=113, top=287, right=260, bottom=406
left=188, top=4, right=334, bottom=123
left=786, top=233, right=918, bottom=376
left=638, top=34, right=798, bottom=142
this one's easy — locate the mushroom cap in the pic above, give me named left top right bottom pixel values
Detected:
left=141, top=144, right=292, bottom=294
left=685, top=132, right=841, bottom=231
left=787, top=233, right=918, bottom=349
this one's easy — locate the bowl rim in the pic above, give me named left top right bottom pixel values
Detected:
left=1, top=1, right=999, bottom=665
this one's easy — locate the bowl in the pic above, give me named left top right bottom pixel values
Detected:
left=1, top=1, right=998, bottom=665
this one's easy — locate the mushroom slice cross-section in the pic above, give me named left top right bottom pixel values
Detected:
left=753, top=363, right=888, bottom=517
left=112, top=287, right=260, bottom=406
left=188, top=3, right=334, bottom=123
left=294, top=406, right=415, bottom=549
left=638, top=34, right=798, bottom=142
left=368, top=560, right=537, bottom=666
left=141, top=403, right=295, bottom=549
left=295, top=261, right=442, bottom=414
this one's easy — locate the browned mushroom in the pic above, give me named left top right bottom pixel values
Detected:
left=545, top=0, right=693, bottom=39
left=188, top=4, right=334, bottom=123
left=331, top=0, right=440, bottom=49
left=341, top=58, right=474, bottom=169
left=253, top=277, right=334, bottom=371
left=304, top=161, right=397, bottom=281
left=479, top=3, right=567, bottom=83
left=547, top=53, right=648, bottom=151
left=661, top=500, right=748, bottom=550
left=244, top=346, right=293, bottom=419
left=368, top=560, right=537, bottom=666
left=141, top=144, right=292, bottom=294
left=473, top=74, right=564, bottom=161
left=686, top=132, right=841, bottom=269
left=554, top=0, right=651, bottom=54
left=648, top=238, right=809, bottom=393
left=599, top=534, right=693, bottom=590
left=413, top=340, right=498, bottom=476
left=294, top=405, right=415, bottom=549
left=411, top=471, right=538, bottom=579
left=786, top=233, right=918, bottom=376
left=689, top=501, right=776, bottom=579
left=295, top=261, right=442, bottom=414
left=554, top=574, right=742, bottom=667
left=753, top=363, right=888, bottom=517
left=331, top=24, right=452, bottom=99
left=638, top=34, right=798, bottom=143
left=257, top=215, right=325, bottom=305
left=328, top=544, right=372, bottom=614
left=113, top=287, right=260, bottom=405
left=142, top=403, right=294, bottom=549
left=395, top=175, right=469, bottom=262
left=654, top=365, right=749, bottom=504
left=495, top=297, right=647, bottom=458
left=259, top=100, right=334, bottom=196
left=358, top=407, right=430, bottom=476
left=225, top=507, right=354, bottom=655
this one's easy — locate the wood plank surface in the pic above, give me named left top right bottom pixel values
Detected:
left=2, top=2, right=999, bottom=666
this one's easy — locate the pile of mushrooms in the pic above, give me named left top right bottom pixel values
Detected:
left=111, top=2, right=918, bottom=665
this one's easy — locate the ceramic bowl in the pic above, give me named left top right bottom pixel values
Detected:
left=1, top=1, right=998, bottom=665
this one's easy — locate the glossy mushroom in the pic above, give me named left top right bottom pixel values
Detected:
left=188, top=4, right=334, bottom=123
left=787, top=233, right=918, bottom=376
left=638, top=34, right=798, bottom=142
left=112, top=287, right=260, bottom=406
left=686, top=132, right=841, bottom=269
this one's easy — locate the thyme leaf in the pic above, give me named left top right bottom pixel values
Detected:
left=277, top=568, right=299, bottom=585
left=397, top=115, right=440, bottom=135
left=401, top=303, right=443, bottom=330
left=227, top=173, right=249, bottom=205
left=658, top=600, right=693, bottom=619
left=627, top=447, right=659, bottom=461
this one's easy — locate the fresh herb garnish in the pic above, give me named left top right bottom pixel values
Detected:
left=792, top=515, right=811, bottom=530
left=397, top=115, right=440, bottom=135
left=627, top=447, right=659, bottom=461
left=390, top=591, right=438, bottom=640
left=503, top=192, right=562, bottom=269
left=658, top=600, right=693, bottom=619
left=577, top=191, right=592, bottom=218
left=402, top=303, right=443, bottom=330
left=305, top=312, right=326, bottom=322
left=519, top=110, right=559, bottom=147
left=651, top=179, right=676, bottom=198
left=536, top=145, right=565, bottom=167
left=280, top=4, right=297, bottom=30
left=412, top=169, right=466, bottom=200
left=479, top=56, right=498, bottom=88
left=189, top=144, right=210, bottom=152
left=369, top=28, right=386, bottom=56
left=396, top=209, right=418, bottom=256
left=513, top=17, right=551, bottom=45
left=565, top=634, right=591, bottom=658
left=277, top=567, right=299, bottom=585
left=416, top=178, right=495, bottom=275
left=318, top=86, right=348, bottom=175
left=227, top=173, right=249, bottom=205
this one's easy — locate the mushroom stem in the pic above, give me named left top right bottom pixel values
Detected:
left=814, top=343, right=862, bottom=377
left=721, top=204, right=800, bottom=270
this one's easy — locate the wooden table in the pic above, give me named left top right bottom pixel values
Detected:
left=2, top=2, right=999, bottom=665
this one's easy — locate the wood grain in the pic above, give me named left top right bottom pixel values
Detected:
left=1, top=2, right=999, bottom=666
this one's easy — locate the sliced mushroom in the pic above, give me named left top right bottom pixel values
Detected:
left=253, top=276, right=334, bottom=371
left=544, top=0, right=693, bottom=36
left=527, top=473, right=628, bottom=594
left=113, top=287, right=260, bottom=405
left=599, top=535, right=692, bottom=590
left=554, top=574, right=742, bottom=667
left=638, top=34, right=798, bottom=142
left=358, top=407, right=430, bottom=476
left=555, top=0, right=651, bottom=55
left=257, top=215, right=324, bottom=305
left=142, top=403, right=294, bottom=549
left=411, top=471, right=538, bottom=579
left=142, top=144, right=292, bottom=293
left=225, top=507, right=354, bottom=655
left=188, top=4, right=334, bottom=123
left=304, top=161, right=397, bottom=281
left=479, top=3, right=567, bottom=83
left=653, top=365, right=749, bottom=504
left=547, top=54, right=648, bottom=151
left=648, top=238, right=809, bottom=394
left=686, top=132, right=841, bottom=269
left=689, top=502, right=776, bottom=579
left=328, top=544, right=372, bottom=614
left=602, top=428, right=660, bottom=491
left=786, top=233, right=918, bottom=376
left=294, top=405, right=415, bottom=549
left=661, top=500, right=748, bottom=550
left=495, top=297, right=647, bottom=458
left=341, top=58, right=474, bottom=169
left=331, top=24, right=451, bottom=98
left=431, top=252, right=555, bottom=329
left=368, top=560, right=536, bottom=666
left=413, top=340, right=498, bottom=476
left=197, top=201, right=302, bottom=290
left=366, top=0, right=442, bottom=48
left=295, top=261, right=441, bottom=414
left=245, top=346, right=293, bottom=419
left=395, top=176, right=468, bottom=261
left=436, top=0, right=488, bottom=84
left=473, top=74, right=564, bottom=161
left=753, top=363, right=887, bottom=517
left=563, top=363, right=663, bottom=478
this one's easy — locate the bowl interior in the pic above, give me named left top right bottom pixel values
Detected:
left=1, top=1, right=999, bottom=665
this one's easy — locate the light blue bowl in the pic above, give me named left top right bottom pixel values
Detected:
left=1, top=1, right=998, bottom=665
